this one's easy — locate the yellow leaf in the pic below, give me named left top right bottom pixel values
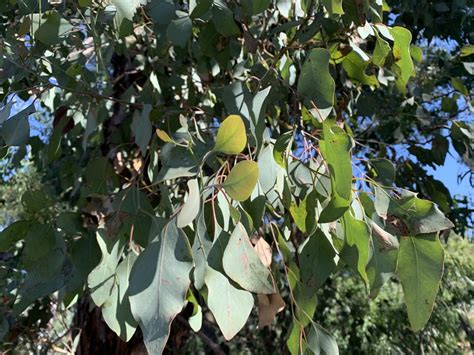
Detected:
left=222, top=161, right=258, bottom=201
left=156, top=128, right=173, bottom=143
left=213, top=115, right=247, bottom=155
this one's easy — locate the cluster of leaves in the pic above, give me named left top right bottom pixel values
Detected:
left=0, top=0, right=472, bottom=353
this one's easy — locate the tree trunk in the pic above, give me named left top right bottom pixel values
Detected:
left=73, top=297, right=146, bottom=355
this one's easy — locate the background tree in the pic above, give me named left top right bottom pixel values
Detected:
left=0, top=0, right=472, bottom=353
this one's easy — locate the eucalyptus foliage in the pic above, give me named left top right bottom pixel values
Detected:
left=0, top=0, right=472, bottom=353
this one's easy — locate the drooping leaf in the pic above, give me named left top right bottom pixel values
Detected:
left=113, top=0, right=146, bottom=26
left=307, top=321, right=339, bottom=355
left=342, top=51, right=379, bottom=87
left=366, top=232, right=398, bottom=298
left=14, top=225, right=66, bottom=314
left=156, top=128, right=173, bottom=143
left=223, top=222, right=274, bottom=294
left=297, top=48, right=335, bottom=109
left=192, top=210, right=213, bottom=290
left=340, top=210, right=370, bottom=284
left=376, top=189, right=454, bottom=235
left=398, top=234, right=444, bottom=332
left=273, top=131, right=293, bottom=168
left=101, top=253, right=138, bottom=341
left=131, top=104, right=152, bottom=156
left=319, top=120, right=353, bottom=222
left=129, top=220, right=193, bottom=354
left=220, top=83, right=271, bottom=149
left=177, top=179, right=200, bottom=228
left=0, top=220, right=32, bottom=252
left=222, top=160, right=259, bottom=201
left=369, top=158, right=395, bottom=186
left=166, top=12, right=192, bottom=48
left=373, top=33, right=391, bottom=66
left=257, top=292, right=285, bottom=328
left=88, top=231, right=125, bottom=307
left=321, top=0, right=344, bottom=15
left=390, top=26, right=415, bottom=91
left=0, top=103, right=35, bottom=146
left=205, top=266, right=254, bottom=340
left=211, top=0, right=240, bottom=36
left=187, top=290, right=203, bottom=332
left=300, top=229, right=337, bottom=290
left=213, top=115, right=247, bottom=155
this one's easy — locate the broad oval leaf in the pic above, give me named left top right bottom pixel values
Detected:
left=205, top=266, right=254, bottom=340
left=398, top=233, right=444, bottom=332
left=222, top=160, right=259, bottom=201
left=223, top=223, right=274, bottom=294
left=213, top=115, right=247, bottom=155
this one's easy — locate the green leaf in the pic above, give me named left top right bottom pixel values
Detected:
left=369, top=158, right=395, bottom=186
left=377, top=190, right=454, bottom=235
left=451, top=77, right=468, bottom=95
left=88, top=231, right=124, bottom=307
left=373, top=34, right=391, bottom=66
left=300, top=229, right=337, bottom=290
left=187, top=290, right=203, bottom=332
left=131, top=104, right=152, bottom=156
left=102, top=253, right=138, bottom=341
left=33, top=11, right=72, bottom=46
left=241, top=0, right=271, bottom=14
left=129, top=220, right=193, bottom=354
left=460, top=44, right=474, bottom=57
left=192, top=210, right=213, bottom=290
left=398, top=234, right=444, bottom=332
left=223, top=222, right=274, bottom=294
left=205, top=266, right=254, bottom=340
left=79, top=0, right=92, bottom=7
left=307, top=321, right=339, bottom=355
left=211, top=0, right=241, bottom=36
left=177, top=179, right=200, bottom=228
left=273, top=131, right=293, bottom=168
left=220, top=83, right=270, bottom=149
left=0, top=103, right=35, bottom=146
left=366, top=230, right=398, bottom=297
left=166, top=13, right=192, bottom=48
left=14, top=225, right=66, bottom=314
left=431, top=135, right=449, bottom=165
left=321, top=0, right=344, bottom=15
left=319, top=120, right=352, bottom=223
left=213, top=115, right=247, bottom=155
left=410, top=45, right=423, bottom=62
left=342, top=51, right=379, bottom=87
left=113, top=0, right=145, bottom=25
left=297, top=48, right=335, bottom=109
left=320, top=121, right=352, bottom=199
left=0, top=220, right=32, bottom=251
left=21, top=189, right=52, bottom=213
left=390, top=27, right=415, bottom=91
left=190, top=0, right=213, bottom=18
left=156, top=145, right=200, bottom=182
left=340, top=210, right=370, bottom=284
left=222, top=160, right=259, bottom=201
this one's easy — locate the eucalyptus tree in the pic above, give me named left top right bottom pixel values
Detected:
left=0, top=0, right=472, bottom=353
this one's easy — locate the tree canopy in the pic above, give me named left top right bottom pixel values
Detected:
left=0, top=0, right=472, bottom=353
